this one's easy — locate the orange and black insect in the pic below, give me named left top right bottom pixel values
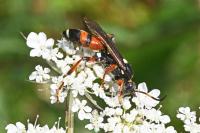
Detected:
left=63, top=18, right=135, bottom=97
left=62, top=18, right=164, bottom=101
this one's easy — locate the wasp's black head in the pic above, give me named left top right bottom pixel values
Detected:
left=125, top=80, right=135, bottom=91
left=63, top=29, right=80, bottom=43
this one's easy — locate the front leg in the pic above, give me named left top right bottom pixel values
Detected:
left=56, top=56, right=99, bottom=102
left=101, top=64, right=118, bottom=86
left=117, top=79, right=124, bottom=103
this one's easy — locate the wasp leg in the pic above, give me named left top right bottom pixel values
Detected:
left=63, top=58, right=83, bottom=77
left=101, top=64, right=118, bottom=87
left=63, top=56, right=97, bottom=78
left=56, top=56, right=98, bottom=102
left=117, top=79, right=124, bottom=103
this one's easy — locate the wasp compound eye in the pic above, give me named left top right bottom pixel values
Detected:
left=125, top=82, right=134, bottom=91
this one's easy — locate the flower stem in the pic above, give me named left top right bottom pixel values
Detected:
left=66, top=90, right=74, bottom=133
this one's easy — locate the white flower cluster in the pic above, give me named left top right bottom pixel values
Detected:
left=5, top=116, right=65, bottom=133
left=6, top=31, right=200, bottom=132
left=84, top=82, right=176, bottom=133
left=24, top=32, right=178, bottom=133
left=177, top=107, right=200, bottom=132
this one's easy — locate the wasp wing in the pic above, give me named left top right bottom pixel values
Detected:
left=83, top=17, right=126, bottom=70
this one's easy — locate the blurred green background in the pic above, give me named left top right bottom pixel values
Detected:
left=1, top=0, right=200, bottom=132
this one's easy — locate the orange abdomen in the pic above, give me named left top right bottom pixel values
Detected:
left=89, top=37, right=104, bottom=50
left=80, top=31, right=89, bottom=45
left=80, top=30, right=104, bottom=50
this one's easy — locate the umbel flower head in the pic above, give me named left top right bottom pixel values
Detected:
left=5, top=115, right=66, bottom=133
left=177, top=107, right=200, bottom=133
left=24, top=32, right=177, bottom=133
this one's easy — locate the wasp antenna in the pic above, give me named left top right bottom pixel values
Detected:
left=160, top=95, right=167, bottom=101
left=20, top=32, right=27, bottom=40
left=134, top=90, right=163, bottom=101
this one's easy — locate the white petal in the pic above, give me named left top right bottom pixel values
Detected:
left=38, top=32, right=47, bottom=44
left=42, top=49, right=51, bottom=60
left=36, top=76, right=43, bottom=83
left=160, top=115, right=170, bottom=124
left=29, top=72, right=37, bottom=80
left=45, top=38, right=54, bottom=48
left=74, top=98, right=81, bottom=105
left=79, top=90, right=85, bottom=96
left=44, top=68, right=50, bottom=73
left=78, top=110, right=85, bottom=120
left=138, top=82, right=148, bottom=92
left=71, top=104, right=79, bottom=112
left=165, top=126, right=176, bottom=133
left=93, top=65, right=104, bottom=78
left=185, top=119, right=191, bottom=125
left=50, top=84, right=58, bottom=90
left=72, top=90, right=78, bottom=97
left=85, top=124, right=94, bottom=130
left=84, top=106, right=92, bottom=113
left=149, top=89, right=160, bottom=97
left=84, top=113, right=92, bottom=119
left=5, top=124, right=17, bottom=132
left=179, top=107, right=185, bottom=113
left=115, top=108, right=123, bottom=115
left=50, top=96, right=57, bottom=104
left=58, top=95, right=65, bottom=103
left=145, top=98, right=159, bottom=108
left=43, top=74, right=50, bottom=80
left=35, top=65, right=42, bottom=71
left=177, top=114, right=185, bottom=120
left=16, top=122, right=25, bottom=129
left=104, top=75, right=112, bottom=82
left=81, top=100, right=87, bottom=106
left=26, top=32, right=40, bottom=48
left=185, top=107, right=190, bottom=113
left=27, top=123, right=35, bottom=131
left=30, top=49, right=41, bottom=57
left=123, top=99, right=131, bottom=110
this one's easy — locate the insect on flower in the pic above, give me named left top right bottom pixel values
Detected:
left=62, top=17, right=163, bottom=102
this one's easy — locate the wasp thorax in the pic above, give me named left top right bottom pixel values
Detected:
left=124, top=63, right=133, bottom=80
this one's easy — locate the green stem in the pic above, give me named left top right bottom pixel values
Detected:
left=66, top=90, right=74, bottom=133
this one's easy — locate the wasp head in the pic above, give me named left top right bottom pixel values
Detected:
left=125, top=80, right=136, bottom=92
